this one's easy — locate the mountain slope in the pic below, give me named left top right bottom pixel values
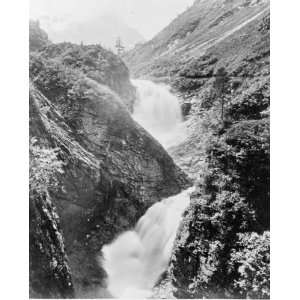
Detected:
left=124, top=0, right=269, bottom=80
left=124, top=1, right=270, bottom=298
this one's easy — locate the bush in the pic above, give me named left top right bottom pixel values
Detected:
left=171, top=188, right=270, bottom=299
left=229, top=232, right=270, bottom=298
left=171, top=189, right=257, bottom=298
left=207, top=119, right=270, bottom=229
left=227, top=81, right=270, bottom=121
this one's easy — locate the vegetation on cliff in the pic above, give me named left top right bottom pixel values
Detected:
left=29, top=31, right=136, bottom=111
left=171, top=11, right=269, bottom=300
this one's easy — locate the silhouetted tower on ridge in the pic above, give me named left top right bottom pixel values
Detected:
left=115, top=37, right=125, bottom=56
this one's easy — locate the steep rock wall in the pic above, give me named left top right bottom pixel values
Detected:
left=29, top=72, right=190, bottom=296
left=29, top=23, right=191, bottom=297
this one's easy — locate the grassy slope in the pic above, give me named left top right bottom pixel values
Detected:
left=124, top=0, right=269, bottom=80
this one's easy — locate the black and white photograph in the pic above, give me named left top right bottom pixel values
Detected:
left=27, top=0, right=271, bottom=298
left=0, top=0, right=283, bottom=298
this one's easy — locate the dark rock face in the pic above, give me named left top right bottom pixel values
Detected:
left=29, top=192, right=74, bottom=298
left=29, top=57, right=191, bottom=296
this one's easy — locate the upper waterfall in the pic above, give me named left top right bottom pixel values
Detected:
left=132, top=79, right=187, bottom=149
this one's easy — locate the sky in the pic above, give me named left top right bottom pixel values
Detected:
left=30, top=0, right=195, bottom=40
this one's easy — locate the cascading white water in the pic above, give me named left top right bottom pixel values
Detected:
left=132, top=79, right=187, bottom=149
left=101, top=79, right=192, bottom=298
left=102, top=187, right=194, bottom=298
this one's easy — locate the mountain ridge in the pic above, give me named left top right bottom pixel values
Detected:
left=124, top=0, right=269, bottom=80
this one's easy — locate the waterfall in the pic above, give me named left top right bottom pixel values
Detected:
left=101, top=187, right=193, bottom=298
left=100, top=79, right=192, bottom=298
left=132, top=79, right=187, bottom=149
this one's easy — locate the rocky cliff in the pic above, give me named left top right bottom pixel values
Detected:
left=29, top=23, right=191, bottom=297
left=29, top=192, right=74, bottom=298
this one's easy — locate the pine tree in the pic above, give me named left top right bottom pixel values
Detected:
left=115, top=37, right=125, bottom=56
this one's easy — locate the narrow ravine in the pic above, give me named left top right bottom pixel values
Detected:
left=101, top=80, right=193, bottom=298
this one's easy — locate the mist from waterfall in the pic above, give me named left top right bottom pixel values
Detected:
left=101, top=187, right=193, bottom=298
left=132, top=79, right=187, bottom=149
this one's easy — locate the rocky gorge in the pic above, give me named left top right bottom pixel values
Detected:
left=29, top=0, right=270, bottom=298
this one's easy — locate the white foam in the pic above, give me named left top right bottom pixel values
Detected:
left=101, top=187, right=194, bottom=298
left=132, top=79, right=187, bottom=149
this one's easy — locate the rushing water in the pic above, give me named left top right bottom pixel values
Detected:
left=132, top=79, right=187, bottom=149
left=102, top=188, right=193, bottom=298
left=101, top=80, right=191, bottom=298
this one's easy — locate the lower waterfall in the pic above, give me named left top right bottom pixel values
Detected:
left=102, top=188, right=193, bottom=298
